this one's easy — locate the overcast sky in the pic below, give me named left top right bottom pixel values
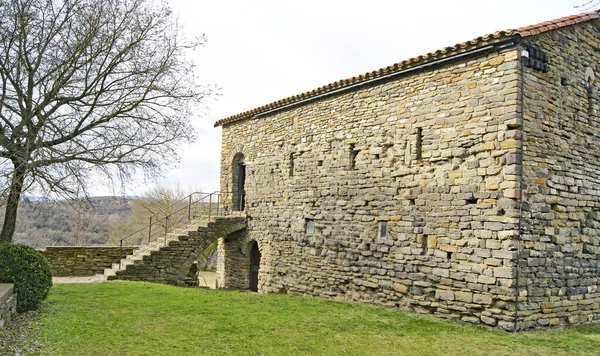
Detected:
left=99, top=0, right=595, bottom=196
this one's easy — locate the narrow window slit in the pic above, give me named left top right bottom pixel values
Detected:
left=421, top=235, right=428, bottom=255
left=415, top=128, right=423, bottom=160
left=379, top=221, right=388, bottom=240
left=349, top=144, right=359, bottom=170
left=587, top=84, right=595, bottom=116
left=305, top=218, right=315, bottom=234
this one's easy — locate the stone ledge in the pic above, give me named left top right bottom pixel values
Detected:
left=0, top=283, right=17, bottom=330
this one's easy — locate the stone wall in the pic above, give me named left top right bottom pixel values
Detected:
left=40, top=247, right=136, bottom=276
left=517, top=22, right=600, bottom=328
left=220, top=43, right=523, bottom=329
left=215, top=229, right=252, bottom=289
left=0, top=284, right=17, bottom=330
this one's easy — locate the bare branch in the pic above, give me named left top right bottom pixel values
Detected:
left=0, top=0, right=210, bottom=243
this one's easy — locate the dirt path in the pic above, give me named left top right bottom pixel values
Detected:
left=52, top=275, right=106, bottom=284
left=52, top=272, right=217, bottom=288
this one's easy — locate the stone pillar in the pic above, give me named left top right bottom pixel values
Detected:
left=216, top=230, right=251, bottom=289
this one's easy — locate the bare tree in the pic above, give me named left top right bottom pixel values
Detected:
left=575, top=0, right=600, bottom=11
left=108, top=184, right=188, bottom=245
left=66, top=207, right=95, bottom=246
left=0, top=0, right=210, bottom=243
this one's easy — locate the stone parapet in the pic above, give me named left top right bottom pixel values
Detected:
left=0, top=284, right=16, bottom=330
left=39, top=247, right=136, bottom=276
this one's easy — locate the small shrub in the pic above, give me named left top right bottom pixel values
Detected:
left=0, top=243, right=53, bottom=312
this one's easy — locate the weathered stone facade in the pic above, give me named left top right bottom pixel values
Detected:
left=216, top=13, right=600, bottom=330
left=517, top=21, right=600, bottom=328
left=39, top=247, right=136, bottom=276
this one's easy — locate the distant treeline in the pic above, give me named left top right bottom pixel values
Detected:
left=1, top=197, right=134, bottom=248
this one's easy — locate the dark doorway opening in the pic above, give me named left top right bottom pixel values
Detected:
left=232, top=152, right=246, bottom=211
left=249, top=241, right=261, bottom=292
left=237, top=163, right=246, bottom=211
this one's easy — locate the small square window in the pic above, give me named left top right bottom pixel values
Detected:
left=305, top=219, right=315, bottom=234
left=379, top=221, right=388, bottom=240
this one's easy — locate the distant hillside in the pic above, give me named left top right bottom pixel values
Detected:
left=2, top=196, right=135, bottom=248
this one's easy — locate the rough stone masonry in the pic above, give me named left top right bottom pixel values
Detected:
left=215, top=13, right=600, bottom=330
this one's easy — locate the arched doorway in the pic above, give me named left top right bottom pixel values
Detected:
left=231, top=153, right=246, bottom=211
left=249, top=241, right=261, bottom=292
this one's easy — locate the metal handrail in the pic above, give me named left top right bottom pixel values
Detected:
left=117, top=191, right=230, bottom=268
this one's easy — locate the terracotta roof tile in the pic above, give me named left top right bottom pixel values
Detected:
left=215, top=11, right=600, bottom=127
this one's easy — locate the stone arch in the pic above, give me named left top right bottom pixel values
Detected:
left=240, top=235, right=265, bottom=292
left=215, top=230, right=269, bottom=291
left=231, top=152, right=246, bottom=211
left=239, top=234, right=265, bottom=256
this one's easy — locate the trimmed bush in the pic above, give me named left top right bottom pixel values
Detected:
left=0, top=243, right=53, bottom=312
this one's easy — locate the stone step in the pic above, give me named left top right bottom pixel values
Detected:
left=104, top=216, right=246, bottom=283
left=103, top=217, right=217, bottom=279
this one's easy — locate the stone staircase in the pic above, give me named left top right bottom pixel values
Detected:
left=103, top=216, right=247, bottom=285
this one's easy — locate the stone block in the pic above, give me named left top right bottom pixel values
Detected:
left=481, top=315, right=497, bottom=325
left=478, top=275, right=496, bottom=284
left=393, top=283, right=408, bottom=294
left=455, top=291, right=473, bottom=303
left=473, top=293, right=492, bottom=305
left=436, top=289, right=455, bottom=301
left=493, top=267, right=514, bottom=278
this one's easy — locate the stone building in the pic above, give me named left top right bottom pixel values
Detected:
left=214, top=11, right=600, bottom=330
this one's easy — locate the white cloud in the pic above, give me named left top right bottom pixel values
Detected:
left=102, top=0, right=588, bottom=196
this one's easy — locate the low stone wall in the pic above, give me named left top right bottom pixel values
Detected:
left=39, top=247, right=136, bottom=277
left=0, top=284, right=17, bottom=330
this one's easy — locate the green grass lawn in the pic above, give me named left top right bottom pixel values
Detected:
left=15, top=282, right=600, bottom=355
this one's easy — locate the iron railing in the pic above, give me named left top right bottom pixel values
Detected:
left=117, top=191, right=230, bottom=268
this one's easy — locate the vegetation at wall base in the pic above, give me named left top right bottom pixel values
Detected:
left=10, top=282, right=599, bottom=355
left=0, top=244, right=53, bottom=313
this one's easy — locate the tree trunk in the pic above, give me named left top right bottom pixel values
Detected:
left=0, top=164, right=26, bottom=244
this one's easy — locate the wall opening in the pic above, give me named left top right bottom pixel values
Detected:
left=249, top=241, right=261, bottom=292
left=379, top=221, right=388, bottom=240
left=421, top=235, right=428, bottom=255
left=305, top=218, right=315, bottom=235
left=415, top=128, right=423, bottom=160
left=349, top=144, right=359, bottom=170
left=587, top=79, right=595, bottom=117
left=232, top=153, right=246, bottom=211
left=586, top=67, right=596, bottom=117
left=289, top=153, right=295, bottom=176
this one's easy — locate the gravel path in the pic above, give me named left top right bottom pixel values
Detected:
left=52, top=275, right=106, bottom=284
left=0, top=309, right=43, bottom=355
left=51, top=272, right=217, bottom=288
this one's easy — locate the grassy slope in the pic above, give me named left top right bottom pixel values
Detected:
left=33, top=282, right=600, bottom=355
